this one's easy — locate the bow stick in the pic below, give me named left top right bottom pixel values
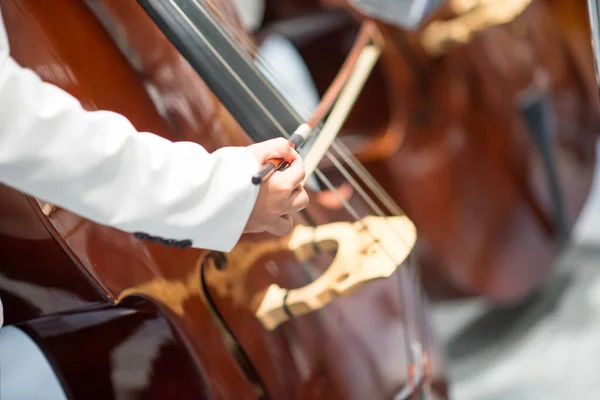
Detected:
left=136, top=0, right=383, bottom=187
left=252, top=21, right=384, bottom=184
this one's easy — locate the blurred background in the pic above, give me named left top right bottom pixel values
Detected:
left=431, top=155, right=600, bottom=400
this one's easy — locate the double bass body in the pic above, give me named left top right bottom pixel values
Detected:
left=0, top=0, right=449, bottom=399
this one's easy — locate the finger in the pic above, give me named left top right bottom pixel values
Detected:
left=262, top=138, right=297, bottom=163
left=272, top=156, right=306, bottom=190
left=266, top=214, right=294, bottom=236
left=284, top=185, right=310, bottom=213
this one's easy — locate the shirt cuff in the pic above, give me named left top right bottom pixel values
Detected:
left=194, top=145, right=261, bottom=252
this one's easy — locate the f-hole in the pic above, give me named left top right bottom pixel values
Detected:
left=199, top=252, right=270, bottom=400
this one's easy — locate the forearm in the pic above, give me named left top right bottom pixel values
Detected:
left=0, top=55, right=259, bottom=252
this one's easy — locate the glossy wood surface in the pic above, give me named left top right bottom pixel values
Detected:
left=259, top=0, right=600, bottom=302
left=0, top=184, right=106, bottom=325
left=0, top=0, right=449, bottom=398
left=19, top=301, right=212, bottom=400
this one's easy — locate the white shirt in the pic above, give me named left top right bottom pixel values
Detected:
left=0, top=9, right=260, bottom=328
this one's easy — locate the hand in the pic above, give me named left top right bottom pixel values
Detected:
left=244, top=138, right=309, bottom=236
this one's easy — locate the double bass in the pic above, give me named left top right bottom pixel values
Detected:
left=255, top=0, right=600, bottom=302
left=0, top=0, right=449, bottom=399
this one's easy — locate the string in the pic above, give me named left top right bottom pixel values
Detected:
left=189, top=0, right=426, bottom=377
left=196, top=1, right=407, bottom=225
left=170, top=0, right=376, bottom=234
left=184, top=1, right=375, bottom=222
left=230, top=0, right=428, bottom=375
left=222, top=2, right=432, bottom=391
left=203, top=0, right=320, bottom=117
left=193, top=0, right=422, bottom=311
left=201, top=0, right=411, bottom=225
left=174, top=0, right=428, bottom=385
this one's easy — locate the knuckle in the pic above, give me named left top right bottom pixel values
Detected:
left=295, top=163, right=306, bottom=179
left=278, top=181, right=294, bottom=193
left=271, top=224, right=285, bottom=236
left=281, top=221, right=293, bottom=236
left=296, top=163, right=306, bottom=178
left=268, top=206, right=282, bottom=218
left=276, top=203, right=289, bottom=216
left=246, top=219, right=266, bottom=234
left=266, top=224, right=279, bottom=236
left=274, top=137, right=288, bottom=148
left=255, top=223, right=268, bottom=234
left=286, top=218, right=294, bottom=231
left=300, top=192, right=310, bottom=208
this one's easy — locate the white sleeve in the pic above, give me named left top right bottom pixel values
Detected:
left=0, top=18, right=260, bottom=253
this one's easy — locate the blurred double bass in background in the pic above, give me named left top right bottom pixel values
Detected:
left=256, top=0, right=600, bottom=303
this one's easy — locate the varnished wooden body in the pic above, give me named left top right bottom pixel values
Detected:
left=0, top=0, right=449, bottom=398
left=19, top=301, right=213, bottom=400
left=259, top=0, right=600, bottom=302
